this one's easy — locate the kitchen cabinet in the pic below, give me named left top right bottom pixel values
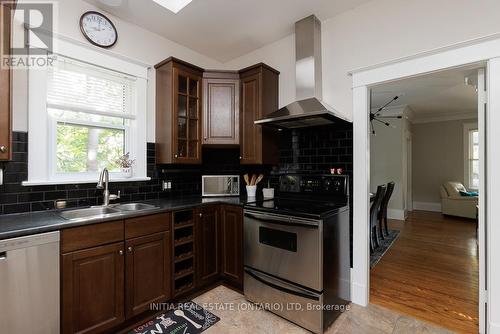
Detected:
left=62, top=242, right=125, bottom=334
left=196, top=205, right=220, bottom=287
left=220, top=205, right=244, bottom=288
left=0, top=1, right=13, bottom=160
left=61, top=214, right=172, bottom=334
left=60, top=206, right=244, bottom=333
left=239, top=63, right=280, bottom=165
left=125, top=231, right=171, bottom=318
left=202, top=71, right=239, bottom=145
left=155, top=57, right=203, bottom=164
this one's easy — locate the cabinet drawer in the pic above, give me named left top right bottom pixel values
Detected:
left=61, top=220, right=124, bottom=253
left=125, top=213, right=171, bottom=239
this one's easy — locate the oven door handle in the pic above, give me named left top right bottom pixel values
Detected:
left=245, top=268, right=320, bottom=301
left=244, top=211, right=320, bottom=228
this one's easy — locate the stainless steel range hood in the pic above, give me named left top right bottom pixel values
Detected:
left=255, top=15, right=350, bottom=129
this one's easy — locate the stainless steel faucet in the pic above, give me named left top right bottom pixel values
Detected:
left=96, top=168, right=120, bottom=206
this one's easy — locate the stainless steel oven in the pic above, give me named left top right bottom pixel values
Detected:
left=243, top=174, right=351, bottom=333
left=202, top=175, right=239, bottom=197
left=244, top=210, right=323, bottom=291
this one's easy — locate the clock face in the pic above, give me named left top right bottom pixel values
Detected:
left=80, top=11, right=117, bottom=48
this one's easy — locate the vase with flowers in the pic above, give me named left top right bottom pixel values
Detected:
left=116, top=152, right=135, bottom=178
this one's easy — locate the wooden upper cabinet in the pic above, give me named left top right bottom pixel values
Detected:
left=155, top=57, right=203, bottom=164
left=203, top=71, right=239, bottom=145
left=0, top=1, right=13, bottom=160
left=239, top=63, right=280, bottom=165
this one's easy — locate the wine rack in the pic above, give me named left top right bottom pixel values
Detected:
left=173, top=209, right=195, bottom=296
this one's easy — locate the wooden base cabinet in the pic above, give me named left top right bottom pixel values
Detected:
left=239, top=63, right=280, bottom=165
left=62, top=214, right=172, bottom=334
left=62, top=242, right=125, bottom=334
left=125, top=231, right=171, bottom=318
left=196, top=206, right=220, bottom=288
left=220, top=205, right=244, bottom=288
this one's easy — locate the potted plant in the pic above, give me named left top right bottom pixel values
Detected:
left=116, top=152, right=135, bottom=178
left=263, top=179, right=275, bottom=199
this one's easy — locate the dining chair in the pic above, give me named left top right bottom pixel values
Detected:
left=370, top=184, right=386, bottom=253
left=378, top=181, right=395, bottom=238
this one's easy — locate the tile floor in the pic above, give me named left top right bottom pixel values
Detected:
left=193, top=285, right=454, bottom=334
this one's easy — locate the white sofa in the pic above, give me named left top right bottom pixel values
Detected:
left=440, top=181, right=478, bottom=219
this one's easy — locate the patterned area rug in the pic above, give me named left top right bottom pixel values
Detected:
left=129, top=301, right=220, bottom=334
left=370, top=229, right=400, bottom=268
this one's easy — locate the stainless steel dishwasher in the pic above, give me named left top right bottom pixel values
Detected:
left=0, top=231, right=60, bottom=333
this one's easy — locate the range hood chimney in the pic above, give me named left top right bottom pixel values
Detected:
left=255, top=15, right=350, bottom=129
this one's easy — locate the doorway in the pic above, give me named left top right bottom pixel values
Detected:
left=350, top=40, right=498, bottom=333
left=367, top=66, right=481, bottom=333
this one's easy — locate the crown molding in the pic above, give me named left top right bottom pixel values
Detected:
left=411, top=110, right=477, bottom=124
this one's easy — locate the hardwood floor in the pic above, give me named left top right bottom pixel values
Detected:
left=370, top=210, right=479, bottom=333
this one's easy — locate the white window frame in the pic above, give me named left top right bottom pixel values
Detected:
left=464, top=122, right=479, bottom=191
left=24, top=38, right=149, bottom=185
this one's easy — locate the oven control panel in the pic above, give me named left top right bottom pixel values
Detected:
left=279, top=174, right=348, bottom=195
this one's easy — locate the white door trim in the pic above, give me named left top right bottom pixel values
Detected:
left=477, top=68, right=486, bottom=334
left=350, top=35, right=498, bottom=334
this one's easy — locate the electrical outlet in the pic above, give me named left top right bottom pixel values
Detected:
left=162, top=180, right=172, bottom=191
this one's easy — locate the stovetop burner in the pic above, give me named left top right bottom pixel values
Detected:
left=245, top=197, right=348, bottom=219
left=244, top=174, right=349, bottom=219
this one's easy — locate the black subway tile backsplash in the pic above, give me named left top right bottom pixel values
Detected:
left=0, top=132, right=202, bottom=214
left=1, top=127, right=353, bottom=215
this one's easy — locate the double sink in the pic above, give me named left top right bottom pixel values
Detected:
left=58, top=203, right=159, bottom=221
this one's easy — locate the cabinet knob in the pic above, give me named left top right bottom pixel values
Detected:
left=199, top=213, right=202, bottom=217
left=239, top=156, right=242, bottom=160
left=128, top=246, right=133, bottom=252
left=174, top=154, right=178, bottom=158
left=0, top=146, right=7, bottom=153
left=119, top=250, right=124, bottom=256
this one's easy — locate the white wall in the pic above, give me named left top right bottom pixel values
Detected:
left=412, top=118, right=477, bottom=205
left=370, top=107, right=412, bottom=220
left=12, top=0, right=224, bottom=142
left=225, top=0, right=500, bottom=120
left=370, top=118, right=404, bottom=219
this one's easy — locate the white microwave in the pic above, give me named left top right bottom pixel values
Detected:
left=202, top=175, right=240, bottom=197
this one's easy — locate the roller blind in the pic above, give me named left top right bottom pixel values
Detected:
left=47, top=56, right=136, bottom=118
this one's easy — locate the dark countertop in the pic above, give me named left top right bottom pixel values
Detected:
left=0, top=196, right=255, bottom=241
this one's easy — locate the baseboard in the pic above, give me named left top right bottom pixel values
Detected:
left=350, top=280, right=368, bottom=306
left=489, top=321, right=500, bottom=334
left=387, top=209, right=405, bottom=220
left=412, top=201, right=442, bottom=212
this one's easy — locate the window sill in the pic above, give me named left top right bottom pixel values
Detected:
left=22, top=177, right=151, bottom=186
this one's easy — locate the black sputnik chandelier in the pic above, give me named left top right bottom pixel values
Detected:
left=370, top=96, right=402, bottom=135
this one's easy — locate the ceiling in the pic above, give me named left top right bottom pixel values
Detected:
left=371, top=66, right=481, bottom=122
left=84, top=0, right=372, bottom=62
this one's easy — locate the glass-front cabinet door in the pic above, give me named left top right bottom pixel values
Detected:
left=174, top=67, right=201, bottom=163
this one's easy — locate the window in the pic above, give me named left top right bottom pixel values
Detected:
left=47, top=57, right=134, bottom=177
left=464, top=123, right=479, bottom=190
left=26, top=38, right=148, bottom=185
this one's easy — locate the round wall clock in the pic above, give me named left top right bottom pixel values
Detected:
left=80, top=11, right=118, bottom=48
